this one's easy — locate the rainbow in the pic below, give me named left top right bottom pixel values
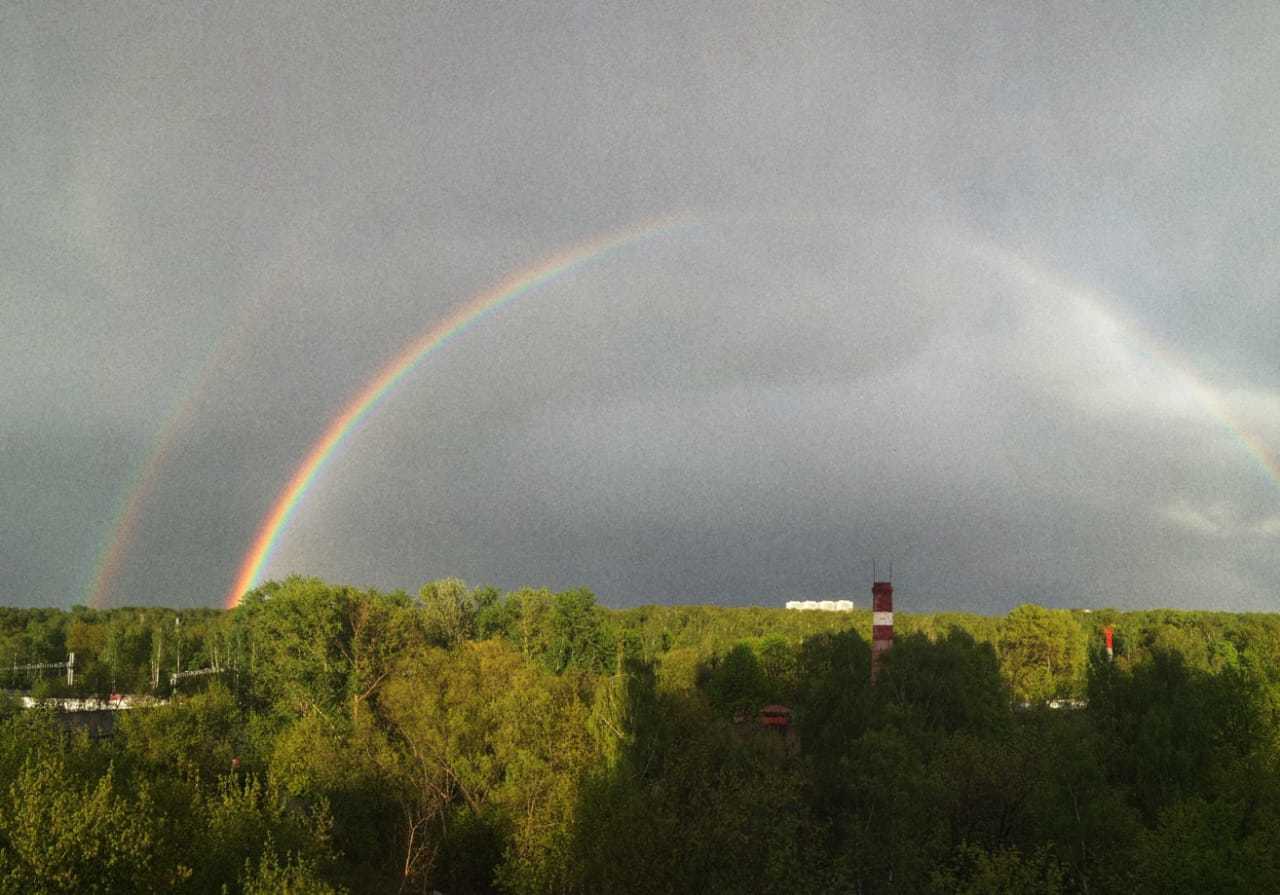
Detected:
left=950, top=233, right=1280, bottom=491
left=89, top=237, right=308, bottom=609
left=225, top=217, right=694, bottom=607
left=89, top=314, right=249, bottom=609
left=87, top=388, right=201, bottom=609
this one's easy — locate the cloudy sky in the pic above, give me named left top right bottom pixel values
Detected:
left=3, top=1, right=1278, bottom=612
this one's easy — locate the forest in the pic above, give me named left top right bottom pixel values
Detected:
left=2, top=579, right=1280, bottom=893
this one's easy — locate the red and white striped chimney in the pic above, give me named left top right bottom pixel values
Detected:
left=1104, top=625, right=1114, bottom=661
left=871, top=580, right=893, bottom=682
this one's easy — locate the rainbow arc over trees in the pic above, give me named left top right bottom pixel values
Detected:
left=955, top=234, right=1280, bottom=491
left=88, top=309, right=252, bottom=609
left=90, top=232, right=312, bottom=608
left=225, top=217, right=693, bottom=608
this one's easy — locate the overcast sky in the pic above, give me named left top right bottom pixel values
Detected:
left=3, top=1, right=1278, bottom=612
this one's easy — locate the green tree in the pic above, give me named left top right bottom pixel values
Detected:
left=876, top=628, right=1010, bottom=740
left=0, top=753, right=181, bottom=894
left=997, top=605, right=1086, bottom=704
left=380, top=640, right=599, bottom=893
left=548, top=589, right=611, bottom=674
left=418, top=578, right=477, bottom=647
left=190, top=774, right=338, bottom=895
left=1089, top=649, right=1274, bottom=820
left=755, top=634, right=798, bottom=703
left=235, top=578, right=417, bottom=724
left=1128, top=795, right=1280, bottom=894
left=929, top=844, right=1066, bottom=895
left=235, top=578, right=350, bottom=718
left=240, top=848, right=348, bottom=895
left=703, top=643, right=769, bottom=718
left=115, top=683, right=244, bottom=782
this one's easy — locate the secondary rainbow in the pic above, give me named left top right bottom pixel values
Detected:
left=951, top=232, right=1280, bottom=491
left=88, top=310, right=250, bottom=609
left=90, top=237, right=308, bottom=608
left=87, top=387, right=201, bottom=609
left=225, top=217, right=693, bottom=607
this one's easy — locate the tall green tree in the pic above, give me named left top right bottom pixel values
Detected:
left=0, top=753, right=179, bottom=894
left=997, top=605, right=1086, bottom=704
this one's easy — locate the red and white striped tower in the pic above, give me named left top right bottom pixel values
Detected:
left=870, top=580, right=893, bottom=683
left=1104, top=626, right=1114, bottom=661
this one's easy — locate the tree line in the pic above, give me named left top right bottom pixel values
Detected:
left=1, top=579, right=1279, bottom=892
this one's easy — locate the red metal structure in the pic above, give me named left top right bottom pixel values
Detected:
left=759, top=704, right=792, bottom=732
left=871, top=580, right=893, bottom=683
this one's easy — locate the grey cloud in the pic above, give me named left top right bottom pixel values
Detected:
left=3, top=1, right=1277, bottom=609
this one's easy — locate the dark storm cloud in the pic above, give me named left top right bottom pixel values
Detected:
left=2, top=1, right=1277, bottom=609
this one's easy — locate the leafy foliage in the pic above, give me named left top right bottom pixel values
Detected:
left=3, top=583, right=1280, bottom=892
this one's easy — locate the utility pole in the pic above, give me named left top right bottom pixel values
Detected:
left=150, top=625, right=163, bottom=691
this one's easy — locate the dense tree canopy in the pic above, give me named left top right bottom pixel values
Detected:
left=2, top=582, right=1280, bottom=892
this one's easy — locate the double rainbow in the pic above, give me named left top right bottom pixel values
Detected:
left=89, top=232, right=310, bottom=608
left=224, top=217, right=693, bottom=607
